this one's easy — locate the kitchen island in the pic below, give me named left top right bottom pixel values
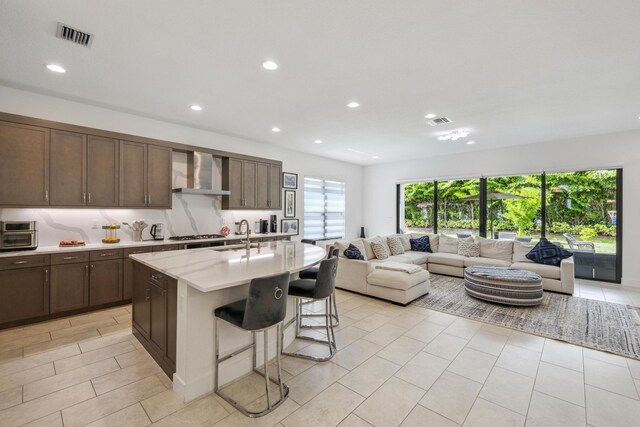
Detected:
left=129, top=241, right=326, bottom=402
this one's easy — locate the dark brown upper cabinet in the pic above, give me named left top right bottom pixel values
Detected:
left=0, top=121, right=50, bottom=206
left=222, top=158, right=281, bottom=210
left=50, top=131, right=119, bottom=207
left=257, top=162, right=282, bottom=209
left=120, top=141, right=172, bottom=208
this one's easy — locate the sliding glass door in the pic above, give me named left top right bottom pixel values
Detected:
left=545, top=169, right=620, bottom=281
left=397, top=168, right=622, bottom=283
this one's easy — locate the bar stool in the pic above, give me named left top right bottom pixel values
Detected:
left=213, top=271, right=290, bottom=418
left=298, top=246, right=340, bottom=327
left=282, top=256, right=339, bottom=361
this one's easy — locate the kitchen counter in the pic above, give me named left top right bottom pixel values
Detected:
left=0, top=232, right=294, bottom=258
left=129, top=241, right=325, bottom=292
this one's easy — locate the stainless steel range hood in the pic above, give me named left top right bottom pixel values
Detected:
left=172, top=152, right=231, bottom=196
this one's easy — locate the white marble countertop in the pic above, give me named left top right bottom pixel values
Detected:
left=0, top=232, right=294, bottom=258
left=129, top=241, right=326, bottom=292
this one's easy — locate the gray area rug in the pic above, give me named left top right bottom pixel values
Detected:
left=412, top=274, right=640, bottom=360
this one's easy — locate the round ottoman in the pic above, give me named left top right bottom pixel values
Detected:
left=464, top=266, right=543, bottom=306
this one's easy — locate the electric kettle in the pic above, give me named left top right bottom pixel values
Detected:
left=150, top=223, right=164, bottom=240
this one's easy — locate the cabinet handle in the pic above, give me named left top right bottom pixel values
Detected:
left=88, top=193, right=92, bottom=204
left=44, top=190, right=49, bottom=202
left=91, top=265, right=95, bottom=276
left=83, top=193, right=86, bottom=204
left=85, top=265, right=89, bottom=277
left=148, top=195, right=151, bottom=205
left=145, top=288, right=150, bottom=301
left=63, top=256, right=78, bottom=260
left=144, top=195, right=147, bottom=205
left=131, top=250, right=145, bottom=254
left=45, top=269, right=49, bottom=282
left=12, top=260, right=28, bottom=265
left=151, top=274, right=162, bottom=280
left=100, top=253, right=114, bottom=257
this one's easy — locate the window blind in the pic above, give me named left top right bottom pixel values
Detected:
left=304, top=177, right=345, bottom=240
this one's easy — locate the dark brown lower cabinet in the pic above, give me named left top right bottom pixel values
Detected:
left=50, top=263, right=89, bottom=313
left=0, top=266, right=50, bottom=324
left=132, top=262, right=177, bottom=377
left=90, top=259, right=123, bottom=306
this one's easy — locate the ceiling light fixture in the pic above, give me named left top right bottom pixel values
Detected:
left=189, top=105, right=203, bottom=111
left=467, top=141, right=476, bottom=145
left=437, top=129, right=470, bottom=141
left=347, top=102, right=360, bottom=108
left=262, top=60, right=278, bottom=70
left=314, top=139, right=323, bottom=144
left=271, top=127, right=281, bottom=132
left=45, top=64, right=66, bottom=73
left=372, top=155, right=379, bottom=159
left=424, top=113, right=437, bottom=119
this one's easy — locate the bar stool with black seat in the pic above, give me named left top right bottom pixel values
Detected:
left=298, top=245, right=340, bottom=327
left=282, top=256, right=339, bottom=361
left=213, top=271, right=290, bottom=418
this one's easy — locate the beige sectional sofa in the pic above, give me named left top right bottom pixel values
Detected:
left=330, top=233, right=574, bottom=303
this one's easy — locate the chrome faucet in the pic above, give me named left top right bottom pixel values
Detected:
left=239, top=219, right=251, bottom=251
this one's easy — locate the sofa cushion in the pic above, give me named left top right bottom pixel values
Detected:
left=367, top=267, right=430, bottom=291
left=410, top=235, right=432, bottom=252
left=439, top=235, right=461, bottom=254
left=344, top=243, right=365, bottom=260
left=458, top=240, right=480, bottom=257
left=393, top=252, right=429, bottom=265
left=411, top=233, right=439, bottom=253
left=397, top=234, right=412, bottom=251
left=335, top=239, right=368, bottom=260
left=360, top=237, right=376, bottom=261
left=525, top=238, right=573, bottom=267
left=513, top=241, right=535, bottom=263
left=511, top=261, right=561, bottom=280
left=371, top=239, right=390, bottom=260
left=427, top=252, right=466, bottom=267
left=387, top=235, right=406, bottom=255
left=463, top=257, right=512, bottom=268
left=475, top=236, right=514, bottom=263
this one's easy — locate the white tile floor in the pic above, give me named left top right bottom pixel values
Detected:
left=574, top=278, right=640, bottom=307
left=1, top=282, right=640, bottom=426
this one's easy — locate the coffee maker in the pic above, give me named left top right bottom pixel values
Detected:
left=260, top=219, right=269, bottom=234
left=270, top=215, right=277, bottom=233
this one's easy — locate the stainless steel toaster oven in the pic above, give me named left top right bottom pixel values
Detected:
left=0, top=221, right=38, bottom=251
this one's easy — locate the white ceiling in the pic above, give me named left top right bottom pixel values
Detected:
left=1, top=1, right=639, bottom=165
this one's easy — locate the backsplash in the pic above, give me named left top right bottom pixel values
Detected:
left=0, top=152, right=282, bottom=246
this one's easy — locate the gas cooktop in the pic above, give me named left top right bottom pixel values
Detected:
left=168, top=234, right=225, bottom=241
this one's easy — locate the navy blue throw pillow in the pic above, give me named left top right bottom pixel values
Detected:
left=525, top=238, right=573, bottom=267
left=410, top=235, right=432, bottom=253
left=343, top=243, right=364, bottom=260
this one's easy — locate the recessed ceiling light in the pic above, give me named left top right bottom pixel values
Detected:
left=189, top=105, right=203, bottom=111
left=347, top=102, right=360, bottom=108
left=372, top=155, right=379, bottom=159
left=437, top=129, right=470, bottom=141
left=467, top=141, right=476, bottom=145
left=262, top=60, right=278, bottom=70
left=45, top=64, right=66, bottom=73
left=424, top=113, right=437, bottom=119
left=314, top=139, right=323, bottom=144
left=271, top=127, right=281, bottom=132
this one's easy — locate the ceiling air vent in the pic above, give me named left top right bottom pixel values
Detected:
left=56, top=22, right=94, bottom=48
left=427, top=117, right=453, bottom=126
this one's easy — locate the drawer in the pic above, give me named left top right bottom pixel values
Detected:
left=124, top=247, right=153, bottom=257
left=89, top=249, right=123, bottom=261
left=51, top=251, right=90, bottom=265
left=148, top=269, right=167, bottom=287
left=0, top=254, right=50, bottom=270
left=152, top=244, right=181, bottom=252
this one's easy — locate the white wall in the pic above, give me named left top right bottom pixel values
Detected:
left=0, top=85, right=364, bottom=243
left=362, top=130, right=640, bottom=286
